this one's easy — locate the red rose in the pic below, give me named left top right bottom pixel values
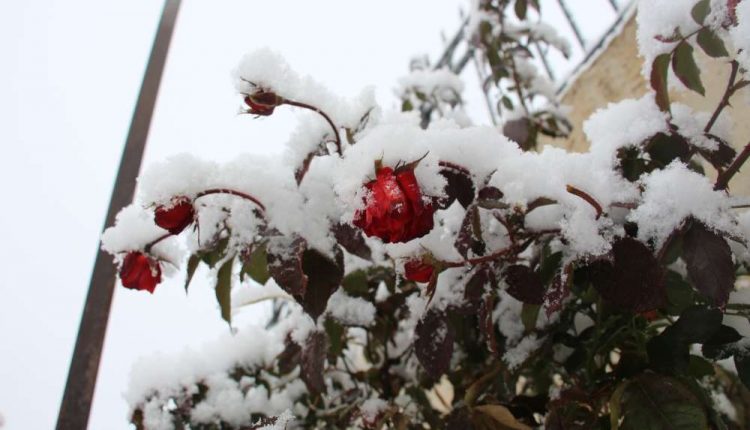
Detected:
left=154, top=197, right=194, bottom=235
left=119, top=252, right=162, bottom=293
left=404, top=259, right=434, bottom=283
left=353, top=166, right=435, bottom=243
left=243, top=91, right=283, bottom=116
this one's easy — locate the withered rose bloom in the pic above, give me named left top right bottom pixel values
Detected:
left=353, top=166, right=435, bottom=243
left=119, top=252, right=162, bottom=293
left=154, top=197, right=194, bottom=235
left=243, top=91, right=283, bottom=116
left=403, top=259, right=434, bottom=283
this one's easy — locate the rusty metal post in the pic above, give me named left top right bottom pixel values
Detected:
left=56, top=1, right=181, bottom=428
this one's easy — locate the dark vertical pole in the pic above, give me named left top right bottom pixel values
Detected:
left=56, top=1, right=181, bottom=428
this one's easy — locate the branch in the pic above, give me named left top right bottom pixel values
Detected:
left=195, top=189, right=266, bottom=211
left=566, top=185, right=603, bottom=220
left=284, top=100, right=342, bottom=156
left=704, top=61, right=740, bottom=134
left=715, top=141, right=750, bottom=190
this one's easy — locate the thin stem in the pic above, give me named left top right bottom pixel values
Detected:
left=715, top=141, right=750, bottom=190
left=705, top=61, right=739, bottom=134
left=566, top=185, right=603, bottom=219
left=144, top=233, right=171, bottom=253
left=444, top=236, right=536, bottom=268
left=284, top=100, right=342, bottom=156
left=195, top=188, right=266, bottom=211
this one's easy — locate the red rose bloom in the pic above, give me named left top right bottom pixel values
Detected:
left=404, top=259, right=434, bottom=283
left=243, top=91, right=283, bottom=116
left=119, top=252, right=162, bottom=293
left=353, top=166, right=435, bottom=243
left=154, top=197, right=195, bottom=235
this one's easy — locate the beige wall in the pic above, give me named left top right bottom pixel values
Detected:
left=541, top=15, right=750, bottom=196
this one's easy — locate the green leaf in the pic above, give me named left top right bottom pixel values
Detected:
left=619, top=373, right=709, bottom=430
left=514, top=0, right=528, bottom=20
left=691, top=0, right=711, bottom=24
left=610, top=380, right=629, bottom=430
left=521, top=303, right=541, bottom=333
left=323, top=317, right=345, bottom=363
left=672, top=41, right=706, bottom=96
left=501, top=95, right=514, bottom=111
left=342, top=269, right=369, bottom=297
left=215, top=258, right=234, bottom=325
left=734, top=348, right=750, bottom=389
left=650, top=54, right=671, bottom=112
left=241, top=244, right=270, bottom=285
left=401, top=99, right=413, bottom=112
left=665, top=271, right=695, bottom=315
left=696, top=28, right=729, bottom=58
left=688, top=355, right=715, bottom=378
left=200, top=236, right=229, bottom=268
left=184, top=254, right=201, bottom=293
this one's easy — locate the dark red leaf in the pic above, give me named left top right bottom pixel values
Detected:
left=414, top=309, right=455, bottom=379
left=440, top=167, right=475, bottom=209
left=543, top=273, right=570, bottom=317
left=650, top=54, right=671, bottom=112
left=589, top=237, right=666, bottom=313
left=455, top=205, right=485, bottom=258
left=333, top=222, right=372, bottom=260
left=682, top=221, right=735, bottom=308
left=300, top=330, right=327, bottom=396
left=479, top=295, right=499, bottom=356
left=267, top=236, right=308, bottom=297
left=504, top=265, right=545, bottom=305
left=503, top=117, right=533, bottom=151
left=299, top=246, right=345, bottom=320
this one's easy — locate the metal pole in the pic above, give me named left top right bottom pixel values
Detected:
left=556, top=0, right=586, bottom=50
left=607, top=0, right=620, bottom=12
left=56, top=1, right=181, bottom=428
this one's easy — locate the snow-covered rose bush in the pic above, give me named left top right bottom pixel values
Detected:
left=102, top=0, right=750, bottom=428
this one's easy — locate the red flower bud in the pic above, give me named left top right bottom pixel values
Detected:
left=243, top=91, right=283, bottom=116
left=119, top=252, right=162, bottom=293
left=154, top=197, right=194, bottom=235
left=353, top=167, right=436, bottom=243
left=404, top=259, right=434, bottom=283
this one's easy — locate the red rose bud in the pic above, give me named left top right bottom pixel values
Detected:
left=119, top=252, right=162, bottom=293
left=404, top=259, right=434, bottom=283
left=353, top=166, right=436, bottom=243
left=154, top=197, right=195, bottom=235
left=243, top=91, right=283, bottom=116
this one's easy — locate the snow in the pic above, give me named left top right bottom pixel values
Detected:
left=101, top=204, right=167, bottom=254
left=398, top=68, right=464, bottom=102
left=503, top=334, right=543, bottom=371
left=584, top=94, right=669, bottom=167
left=325, top=288, right=376, bottom=326
left=233, top=48, right=377, bottom=130
left=628, top=161, right=738, bottom=247
left=360, top=398, right=388, bottom=422
left=671, top=103, right=729, bottom=151
left=125, top=308, right=312, bottom=429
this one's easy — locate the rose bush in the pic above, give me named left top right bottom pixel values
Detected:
left=100, top=0, right=750, bottom=428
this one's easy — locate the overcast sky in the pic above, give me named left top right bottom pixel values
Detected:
left=0, top=1, right=623, bottom=428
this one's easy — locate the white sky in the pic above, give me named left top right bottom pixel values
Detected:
left=0, top=1, right=623, bottom=429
